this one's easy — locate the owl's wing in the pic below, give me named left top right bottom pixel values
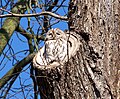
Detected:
left=33, top=46, right=47, bottom=67
left=67, top=33, right=80, bottom=57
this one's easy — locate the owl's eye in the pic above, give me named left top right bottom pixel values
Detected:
left=48, top=33, right=52, bottom=36
left=56, top=32, right=60, bottom=35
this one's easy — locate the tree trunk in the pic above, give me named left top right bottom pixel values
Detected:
left=36, top=0, right=120, bottom=99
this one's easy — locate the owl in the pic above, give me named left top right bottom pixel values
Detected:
left=33, top=28, right=79, bottom=69
left=45, top=28, right=68, bottom=63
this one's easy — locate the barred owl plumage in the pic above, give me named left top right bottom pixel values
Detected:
left=33, top=28, right=79, bottom=69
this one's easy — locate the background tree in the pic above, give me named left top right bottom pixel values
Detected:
left=0, top=0, right=119, bottom=99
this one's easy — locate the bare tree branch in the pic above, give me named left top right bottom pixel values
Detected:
left=16, top=26, right=45, bottom=41
left=3, top=75, right=18, bottom=99
left=0, top=52, right=35, bottom=90
left=0, top=0, right=27, bottom=55
left=0, top=11, right=68, bottom=20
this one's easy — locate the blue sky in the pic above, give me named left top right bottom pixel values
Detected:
left=0, top=0, right=69, bottom=98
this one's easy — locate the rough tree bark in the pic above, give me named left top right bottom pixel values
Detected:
left=36, top=0, right=119, bottom=99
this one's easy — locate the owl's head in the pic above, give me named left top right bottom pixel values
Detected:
left=45, top=28, right=67, bottom=41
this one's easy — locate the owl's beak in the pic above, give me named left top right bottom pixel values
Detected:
left=52, top=30, right=56, bottom=39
